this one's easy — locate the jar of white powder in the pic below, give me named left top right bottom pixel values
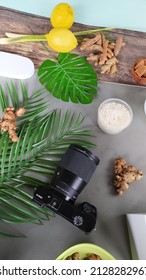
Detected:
left=97, top=98, right=133, bottom=134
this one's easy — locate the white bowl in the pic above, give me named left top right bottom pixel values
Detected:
left=97, top=98, right=133, bottom=134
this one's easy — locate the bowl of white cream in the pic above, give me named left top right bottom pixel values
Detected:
left=97, top=98, right=133, bottom=134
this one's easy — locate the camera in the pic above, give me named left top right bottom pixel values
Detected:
left=33, top=144, right=100, bottom=233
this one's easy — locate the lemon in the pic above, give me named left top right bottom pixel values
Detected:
left=45, top=28, right=78, bottom=53
left=50, top=3, right=74, bottom=29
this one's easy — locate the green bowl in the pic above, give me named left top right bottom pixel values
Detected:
left=56, top=243, right=116, bottom=260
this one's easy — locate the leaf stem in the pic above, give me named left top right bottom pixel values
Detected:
left=0, top=34, right=46, bottom=44
left=1, top=27, right=113, bottom=45
left=74, top=27, right=113, bottom=36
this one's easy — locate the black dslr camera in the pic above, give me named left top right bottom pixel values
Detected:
left=33, top=144, right=99, bottom=233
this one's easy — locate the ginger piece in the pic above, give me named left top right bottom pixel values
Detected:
left=15, top=108, right=26, bottom=117
left=0, top=120, right=10, bottom=131
left=9, top=129, right=19, bottom=142
left=107, top=48, right=114, bottom=58
left=99, top=39, right=109, bottom=65
left=114, top=36, right=124, bottom=56
left=114, top=180, right=129, bottom=195
left=3, top=107, right=16, bottom=121
left=87, top=45, right=103, bottom=52
left=101, top=33, right=106, bottom=44
left=113, top=158, right=143, bottom=195
left=0, top=106, right=26, bottom=142
left=79, top=32, right=125, bottom=75
left=108, top=42, right=116, bottom=50
left=114, top=158, right=127, bottom=174
left=80, top=33, right=101, bottom=51
left=87, top=53, right=100, bottom=67
left=106, top=56, right=118, bottom=65
left=101, top=56, right=118, bottom=75
left=101, top=64, right=111, bottom=74
left=109, top=64, right=118, bottom=75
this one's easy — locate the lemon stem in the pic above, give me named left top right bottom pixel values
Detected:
left=74, top=27, right=113, bottom=36
left=0, top=34, right=46, bottom=44
left=0, top=27, right=113, bottom=45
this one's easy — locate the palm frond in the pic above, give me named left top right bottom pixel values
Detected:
left=0, top=82, right=96, bottom=235
left=38, top=53, right=98, bottom=104
left=1, top=110, right=95, bottom=182
left=0, top=81, right=49, bottom=121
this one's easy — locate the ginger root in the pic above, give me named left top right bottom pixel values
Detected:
left=114, top=36, right=125, bottom=56
left=114, top=158, right=143, bottom=195
left=101, top=56, right=118, bottom=74
left=79, top=33, right=125, bottom=75
left=99, top=39, right=109, bottom=65
left=80, top=33, right=102, bottom=50
left=0, top=107, right=26, bottom=142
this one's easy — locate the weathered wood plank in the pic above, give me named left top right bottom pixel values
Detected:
left=0, top=6, right=146, bottom=86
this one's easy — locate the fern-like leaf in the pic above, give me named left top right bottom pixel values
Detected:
left=0, top=82, right=96, bottom=234
left=38, top=53, right=97, bottom=104
left=0, top=81, right=49, bottom=121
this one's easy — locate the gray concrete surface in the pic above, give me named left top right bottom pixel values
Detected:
left=0, top=74, right=146, bottom=260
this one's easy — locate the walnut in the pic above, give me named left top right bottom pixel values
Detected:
left=65, top=251, right=102, bottom=260
left=87, top=254, right=101, bottom=260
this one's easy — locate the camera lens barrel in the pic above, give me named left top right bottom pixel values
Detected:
left=51, top=167, right=87, bottom=202
left=60, top=144, right=99, bottom=183
left=51, top=144, right=100, bottom=202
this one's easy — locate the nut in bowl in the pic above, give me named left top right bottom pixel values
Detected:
left=56, top=243, right=115, bottom=260
left=97, top=98, right=133, bottom=134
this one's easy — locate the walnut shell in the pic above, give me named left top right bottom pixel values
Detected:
left=132, top=59, right=146, bottom=85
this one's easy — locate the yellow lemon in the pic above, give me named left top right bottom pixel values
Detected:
left=50, top=2, right=74, bottom=29
left=45, top=28, right=78, bottom=53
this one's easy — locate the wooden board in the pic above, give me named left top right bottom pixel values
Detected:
left=0, top=6, right=146, bottom=86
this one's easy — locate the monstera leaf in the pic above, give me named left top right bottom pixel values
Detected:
left=0, top=82, right=95, bottom=236
left=38, top=53, right=98, bottom=104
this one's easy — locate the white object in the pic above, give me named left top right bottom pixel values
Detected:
left=126, top=214, right=146, bottom=260
left=0, top=51, right=34, bottom=79
left=97, top=98, right=133, bottom=134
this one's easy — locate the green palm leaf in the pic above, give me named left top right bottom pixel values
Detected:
left=38, top=53, right=98, bottom=104
left=0, top=81, right=49, bottom=121
left=0, top=82, right=96, bottom=235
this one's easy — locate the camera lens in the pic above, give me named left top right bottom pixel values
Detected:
left=51, top=144, right=99, bottom=202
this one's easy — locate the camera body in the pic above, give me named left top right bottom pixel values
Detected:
left=33, top=144, right=99, bottom=233
left=33, top=186, right=97, bottom=233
